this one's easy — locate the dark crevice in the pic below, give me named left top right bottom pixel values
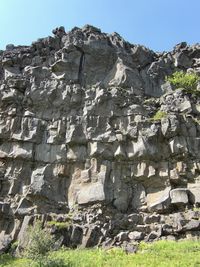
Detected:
left=78, top=51, right=85, bottom=86
left=74, top=46, right=85, bottom=87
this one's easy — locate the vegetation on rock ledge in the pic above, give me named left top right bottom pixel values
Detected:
left=166, top=71, right=200, bottom=92
left=151, top=110, right=167, bottom=121
left=46, top=220, right=71, bottom=229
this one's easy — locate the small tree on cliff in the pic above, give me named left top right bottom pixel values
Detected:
left=23, top=220, right=54, bottom=264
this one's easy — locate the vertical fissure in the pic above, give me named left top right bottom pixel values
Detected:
left=78, top=51, right=85, bottom=86
left=75, top=46, right=85, bottom=86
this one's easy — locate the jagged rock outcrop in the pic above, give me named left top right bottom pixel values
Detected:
left=0, top=25, right=200, bottom=252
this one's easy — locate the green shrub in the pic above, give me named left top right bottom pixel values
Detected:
left=166, top=71, right=199, bottom=91
left=151, top=110, right=167, bottom=121
left=23, top=220, right=55, bottom=265
left=9, top=241, right=19, bottom=255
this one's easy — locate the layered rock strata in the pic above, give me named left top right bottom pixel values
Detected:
left=0, top=25, right=200, bottom=251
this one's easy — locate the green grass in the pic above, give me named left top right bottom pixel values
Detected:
left=1, top=240, right=200, bottom=267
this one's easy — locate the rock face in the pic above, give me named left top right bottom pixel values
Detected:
left=0, top=25, right=200, bottom=251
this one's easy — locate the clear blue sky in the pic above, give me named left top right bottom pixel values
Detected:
left=0, top=0, right=199, bottom=52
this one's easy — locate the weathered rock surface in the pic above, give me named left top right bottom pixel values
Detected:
left=0, top=25, right=200, bottom=251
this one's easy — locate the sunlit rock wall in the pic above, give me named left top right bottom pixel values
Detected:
left=0, top=25, right=200, bottom=251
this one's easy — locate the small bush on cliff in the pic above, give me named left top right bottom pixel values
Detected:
left=23, top=220, right=55, bottom=266
left=166, top=71, right=199, bottom=91
left=151, top=110, right=167, bottom=121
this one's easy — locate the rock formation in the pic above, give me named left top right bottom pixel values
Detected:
left=0, top=25, right=200, bottom=252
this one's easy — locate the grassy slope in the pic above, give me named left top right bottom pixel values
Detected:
left=1, top=240, right=200, bottom=267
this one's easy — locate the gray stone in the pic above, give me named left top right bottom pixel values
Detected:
left=0, top=235, right=12, bottom=255
left=146, top=231, right=160, bottom=241
left=147, top=187, right=171, bottom=213
left=188, top=183, right=200, bottom=204
left=128, top=231, right=144, bottom=241
left=127, top=213, right=143, bottom=224
left=0, top=142, right=33, bottom=159
left=170, top=188, right=189, bottom=205
left=187, top=210, right=200, bottom=220
left=81, top=226, right=101, bottom=248
left=77, top=183, right=105, bottom=205
left=174, top=52, right=192, bottom=68
left=182, top=220, right=200, bottom=232
left=35, top=144, right=66, bottom=163
left=162, top=224, right=174, bottom=235
left=144, top=214, right=161, bottom=224
left=70, top=225, right=83, bottom=246
left=131, top=183, right=146, bottom=211
left=0, top=202, right=10, bottom=215
left=17, top=216, right=33, bottom=249
left=6, top=44, right=15, bottom=51
left=115, top=231, right=129, bottom=242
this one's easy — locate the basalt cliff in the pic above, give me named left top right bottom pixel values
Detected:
left=0, top=25, right=200, bottom=252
